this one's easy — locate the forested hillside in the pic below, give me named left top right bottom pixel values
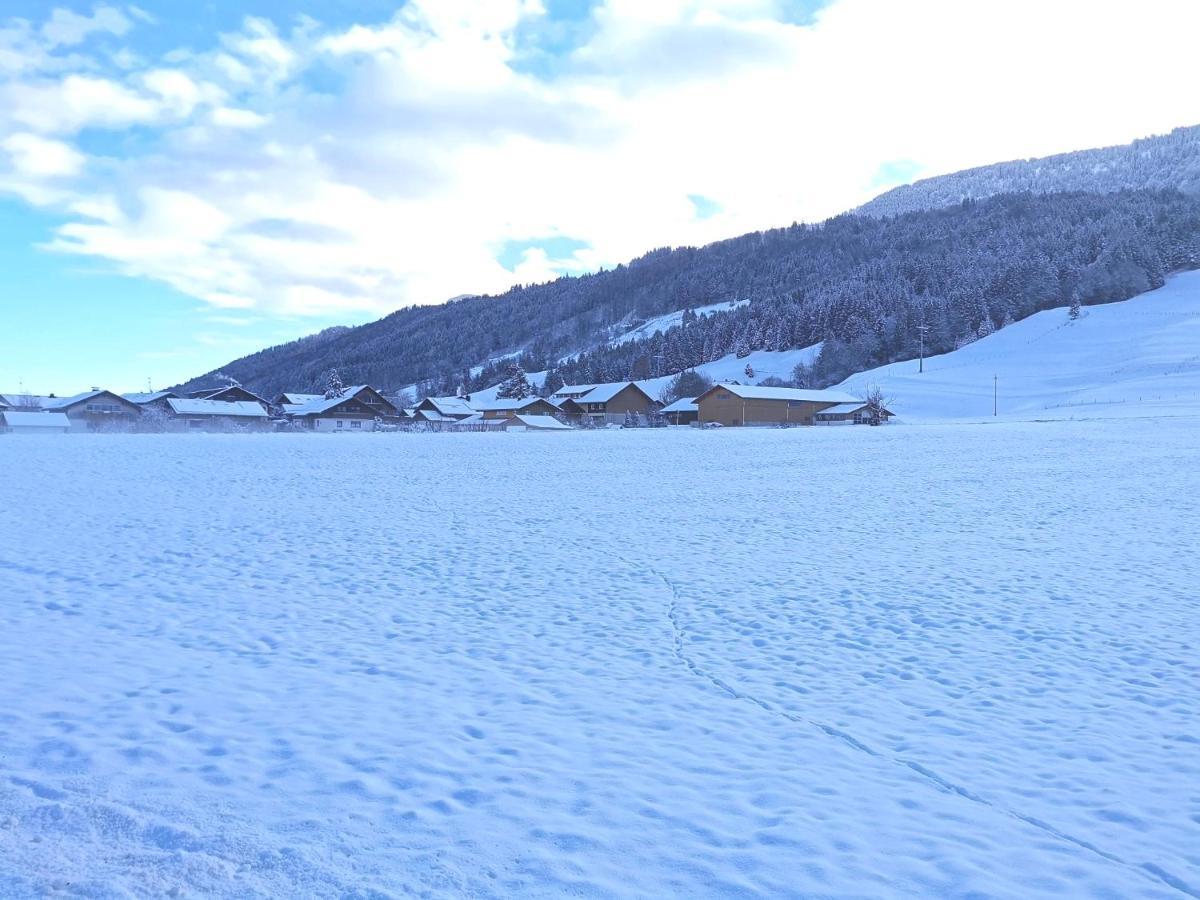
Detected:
left=552, top=190, right=1200, bottom=389
left=858, top=124, right=1200, bottom=218
left=185, top=188, right=1200, bottom=398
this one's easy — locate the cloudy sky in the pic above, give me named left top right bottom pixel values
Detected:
left=2, top=0, right=1199, bottom=392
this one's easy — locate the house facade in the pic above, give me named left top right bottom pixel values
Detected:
left=473, top=397, right=562, bottom=419
left=813, top=402, right=894, bottom=425
left=660, top=397, right=699, bottom=426
left=278, top=386, right=398, bottom=419
left=189, top=385, right=271, bottom=408
left=285, top=395, right=380, bottom=431
left=695, top=385, right=859, bottom=426
left=161, top=398, right=272, bottom=432
left=550, top=383, right=658, bottom=425
left=5, top=390, right=145, bottom=432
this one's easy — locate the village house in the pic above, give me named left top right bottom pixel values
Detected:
left=188, top=385, right=271, bottom=409
left=0, top=410, right=71, bottom=434
left=550, top=382, right=659, bottom=425
left=471, top=396, right=562, bottom=419
left=0, top=389, right=144, bottom=432
left=276, top=386, right=399, bottom=419
left=411, top=396, right=477, bottom=423
left=160, top=398, right=272, bottom=432
left=123, top=389, right=181, bottom=406
left=284, top=395, right=380, bottom=431
left=813, top=402, right=894, bottom=425
left=660, top=397, right=699, bottom=426
left=499, top=414, right=574, bottom=432
left=446, top=413, right=508, bottom=431
left=694, top=384, right=860, bottom=426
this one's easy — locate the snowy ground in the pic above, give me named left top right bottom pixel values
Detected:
left=840, top=270, right=1200, bottom=421
left=2, top=424, right=1198, bottom=898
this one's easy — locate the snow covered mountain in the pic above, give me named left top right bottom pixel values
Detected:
left=838, top=269, right=1200, bottom=421
left=857, top=124, right=1200, bottom=218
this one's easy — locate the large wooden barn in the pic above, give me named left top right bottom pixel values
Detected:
left=694, top=384, right=861, bottom=426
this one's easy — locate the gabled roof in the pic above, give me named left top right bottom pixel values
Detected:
left=1, top=411, right=70, bottom=428
left=284, top=394, right=375, bottom=416
left=696, top=384, right=859, bottom=404
left=473, top=396, right=556, bottom=412
left=510, top=414, right=573, bottom=430
left=166, top=398, right=268, bottom=417
left=815, top=403, right=868, bottom=416
left=278, top=392, right=323, bottom=405
left=660, top=397, right=699, bottom=414
left=552, top=382, right=646, bottom=404
left=13, top=389, right=143, bottom=412
left=450, top=413, right=506, bottom=429
left=124, top=390, right=179, bottom=404
left=419, top=396, right=475, bottom=417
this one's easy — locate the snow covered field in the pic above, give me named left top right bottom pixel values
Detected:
left=841, top=270, right=1200, bottom=422
left=2, top=424, right=1198, bottom=898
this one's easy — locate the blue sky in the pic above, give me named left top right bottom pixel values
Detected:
left=1, top=0, right=1198, bottom=392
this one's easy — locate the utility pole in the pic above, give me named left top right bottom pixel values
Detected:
left=993, top=375, right=998, bottom=417
left=917, top=309, right=929, bottom=374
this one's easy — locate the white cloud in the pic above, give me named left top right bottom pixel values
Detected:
left=2, top=132, right=86, bottom=177
left=42, top=6, right=132, bottom=47
left=2, top=0, right=1200, bottom=321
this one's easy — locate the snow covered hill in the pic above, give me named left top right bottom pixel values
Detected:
left=635, top=343, right=822, bottom=399
left=839, top=270, right=1200, bottom=421
left=607, top=299, right=750, bottom=348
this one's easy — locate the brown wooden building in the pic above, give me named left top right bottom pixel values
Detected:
left=473, top=397, right=562, bottom=419
left=695, top=384, right=860, bottom=426
left=551, top=382, right=658, bottom=425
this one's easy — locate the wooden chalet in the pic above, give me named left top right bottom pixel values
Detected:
left=160, top=398, right=272, bottom=432
left=0, top=389, right=143, bottom=432
left=550, top=382, right=658, bottom=425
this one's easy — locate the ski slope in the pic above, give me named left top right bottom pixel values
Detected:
left=2, top=424, right=1199, bottom=897
left=635, top=343, right=822, bottom=399
left=839, top=270, right=1200, bottom=421
left=608, top=299, right=750, bottom=348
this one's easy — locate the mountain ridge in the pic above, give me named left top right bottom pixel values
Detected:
left=180, top=126, right=1200, bottom=399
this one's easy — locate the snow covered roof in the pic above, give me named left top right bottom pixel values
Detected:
left=699, top=384, right=859, bottom=404
left=815, top=403, right=869, bottom=416
left=279, top=392, right=322, bottom=405
left=450, top=414, right=506, bottom=429
left=423, top=396, right=475, bottom=416
left=1, top=411, right=70, bottom=428
left=123, top=390, right=178, bottom=404
left=510, top=415, right=573, bottom=430
left=8, top=390, right=111, bottom=410
left=660, top=398, right=699, bottom=413
left=284, top=394, right=373, bottom=416
left=166, top=399, right=268, bottom=417
left=473, top=396, right=555, bottom=411
left=552, top=382, right=639, bottom=403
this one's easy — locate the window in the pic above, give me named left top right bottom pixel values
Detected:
left=336, top=420, right=344, bottom=428
left=188, top=419, right=203, bottom=428
left=351, top=420, right=362, bottom=429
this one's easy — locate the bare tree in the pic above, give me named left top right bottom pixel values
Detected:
left=861, top=384, right=894, bottom=426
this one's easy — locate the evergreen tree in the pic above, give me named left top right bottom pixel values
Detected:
left=496, top=364, right=534, bottom=400
left=324, top=368, right=346, bottom=399
left=744, top=363, right=755, bottom=380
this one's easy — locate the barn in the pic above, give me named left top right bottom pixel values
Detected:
left=695, top=384, right=860, bottom=426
